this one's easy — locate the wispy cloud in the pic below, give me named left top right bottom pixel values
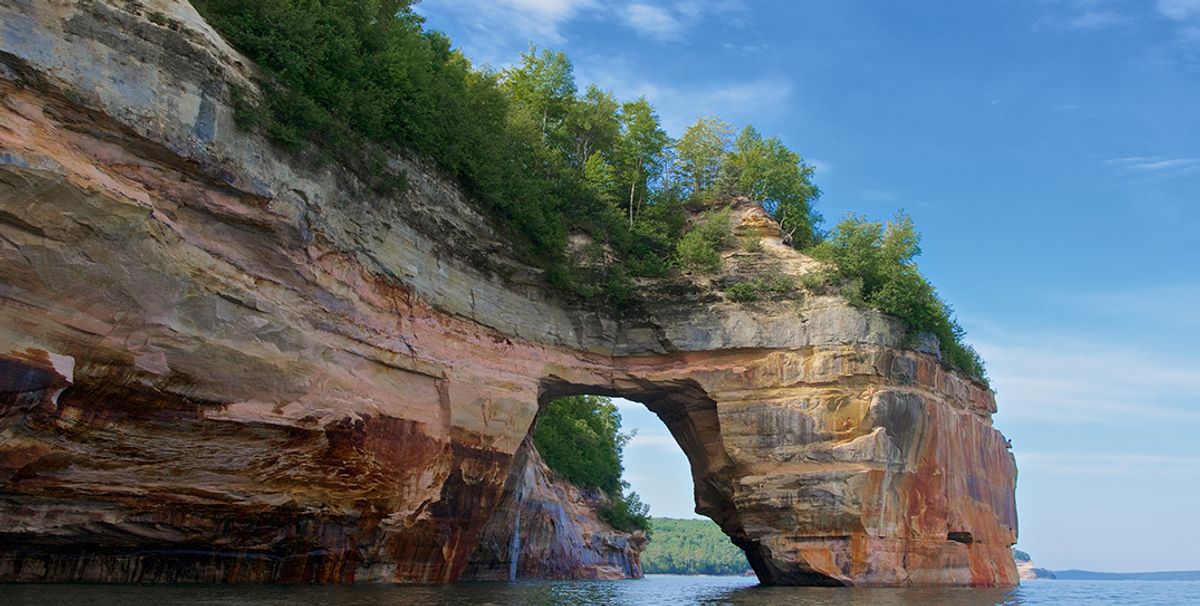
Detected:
left=577, top=57, right=794, bottom=134
left=622, top=3, right=685, bottom=39
left=723, top=41, right=768, bottom=55
left=1158, top=0, right=1200, bottom=21
left=807, top=159, right=833, bottom=176
left=619, top=1, right=748, bottom=41
left=1033, top=5, right=1135, bottom=32
left=1077, top=284, right=1200, bottom=330
left=425, top=0, right=746, bottom=54
left=1020, top=451, right=1200, bottom=476
left=980, top=330, right=1200, bottom=425
left=1105, top=156, right=1200, bottom=175
left=464, top=0, right=599, bottom=44
left=1069, top=10, right=1134, bottom=29
left=415, top=0, right=601, bottom=67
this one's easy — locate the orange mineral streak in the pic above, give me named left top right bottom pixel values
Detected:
left=0, top=0, right=1016, bottom=587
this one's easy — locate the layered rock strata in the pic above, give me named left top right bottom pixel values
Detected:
left=0, top=0, right=1018, bottom=586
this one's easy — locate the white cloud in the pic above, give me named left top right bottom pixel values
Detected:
left=1105, top=156, right=1200, bottom=175
left=623, top=3, right=685, bottom=39
left=416, top=0, right=600, bottom=66
left=980, top=330, right=1200, bottom=426
left=617, top=1, right=748, bottom=42
left=1158, top=0, right=1200, bottom=21
left=476, top=0, right=599, bottom=43
left=807, top=159, right=833, bottom=176
left=577, top=57, right=794, bottom=134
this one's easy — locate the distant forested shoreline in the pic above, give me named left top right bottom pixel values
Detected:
left=641, top=518, right=751, bottom=576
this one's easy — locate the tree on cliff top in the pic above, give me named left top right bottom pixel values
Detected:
left=724, top=126, right=822, bottom=249
left=810, top=213, right=988, bottom=382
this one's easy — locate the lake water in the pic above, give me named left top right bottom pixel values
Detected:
left=4, top=576, right=1199, bottom=606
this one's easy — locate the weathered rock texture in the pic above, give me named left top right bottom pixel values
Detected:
left=462, top=439, right=645, bottom=581
left=0, top=0, right=1018, bottom=586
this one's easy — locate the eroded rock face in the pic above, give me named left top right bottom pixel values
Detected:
left=462, top=440, right=645, bottom=581
left=0, top=0, right=1018, bottom=586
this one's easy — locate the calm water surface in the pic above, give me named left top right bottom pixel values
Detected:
left=4, top=575, right=1200, bottom=605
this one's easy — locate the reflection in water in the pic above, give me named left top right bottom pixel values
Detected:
left=5, top=576, right=1200, bottom=606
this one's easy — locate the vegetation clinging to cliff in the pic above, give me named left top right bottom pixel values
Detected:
left=808, top=213, right=988, bottom=382
left=193, top=0, right=989, bottom=383
left=532, top=396, right=650, bottom=533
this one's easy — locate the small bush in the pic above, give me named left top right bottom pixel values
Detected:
left=725, top=271, right=793, bottom=303
left=763, top=272, right=794, bottom=293
left=677, top=230, right=722, bottom=272
left=741, top=236, right=763, bottom=252
left=677, top=207, right=731, bottom=272
left=798, top=268, right=835, bottom=293
left=726, top=281, right=762, bottom=302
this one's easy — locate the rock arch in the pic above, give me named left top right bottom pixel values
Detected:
left=0, top=0, right=1017, bottom=587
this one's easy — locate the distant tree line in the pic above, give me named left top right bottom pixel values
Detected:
left=192, top=0, right=987, bottom=383
left=641, top=518, right=751, bottom=576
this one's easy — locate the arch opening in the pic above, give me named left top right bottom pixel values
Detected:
left=462, top=375, right=783, bottom=583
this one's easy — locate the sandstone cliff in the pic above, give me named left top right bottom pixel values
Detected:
left=462, top=440, right=645, bottom=581
left=0, top=0, right=1018, bottom=586
left=1014, top=550, right=1057, bottom=581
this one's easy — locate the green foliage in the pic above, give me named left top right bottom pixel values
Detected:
left=725, top=126, right=822, bottom=248
left=810, top=213, right=988, bottom=383
left=676, top=207, right=732, bottom=272
left=641, top=518, right=751, bottom=576
left=675, top=117, right=734, bottom=198
left=197, top=1, right=697, bottom=303
left=740, top=236, right=763, bottom=252
left=1013, top=549, right=1032, bottom=562
left=725, top=273, right=794, bottom=302
left=798, top=267, right=835, bottom=293
left=599, top=490, right=651, bottom=534
left=532, top=395, right=649, bottom=533
left=724, top=281, right=762, bottom=302
left=533, top=395, right=626, bottom=494
left=614, top=98, right=671, bottom=226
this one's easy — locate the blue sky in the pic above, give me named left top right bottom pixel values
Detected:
left=415, top=0, right=1200, bottom=572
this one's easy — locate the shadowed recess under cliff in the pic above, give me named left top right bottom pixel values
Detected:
left=0, top=0, right=1017, bottom=587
